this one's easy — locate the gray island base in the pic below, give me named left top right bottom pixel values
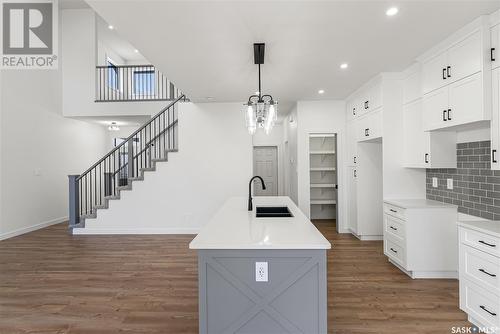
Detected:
left=190, top=197, right=331, bottom=334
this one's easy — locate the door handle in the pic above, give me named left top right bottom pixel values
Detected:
left=447, top=66, right=451, bottom=78
left=492, top=48, right=496, bottom=62
left=479, top=240, right=496, bottom=248
left=478, top=268, right=497, bottom=277
left=443, top=110, right=447, bottom=121
left=442, top=68, right=447, bottom=80
left=493, top=149, right=497, bottom=163
left=447, top=108, right=452, bottom=121
left=479, top=305, right=497, bottom=317
left=425, top=153, right=429, bottom=164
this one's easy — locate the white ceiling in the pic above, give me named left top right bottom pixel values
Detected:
left=86, top=0, right=500, bottom=106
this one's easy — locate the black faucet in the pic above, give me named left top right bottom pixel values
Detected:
left=248, top=176, right=266, bottom=211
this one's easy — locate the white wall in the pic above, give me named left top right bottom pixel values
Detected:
left=77, top=102, right=253, bottom=234
left=62, top=9, right=166, bottom=117
left=284, top=105, right=298, bottom=204
left=0, top=68, right=108, bottom=240
left=252, top=124, right=285, bottom=195
left=295, top=100, right=346, bottom=229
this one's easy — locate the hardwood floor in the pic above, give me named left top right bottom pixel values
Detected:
left=0, top=221, right=469, bottom=333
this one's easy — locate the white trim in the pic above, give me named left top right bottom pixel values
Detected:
left=0, top=216, right=67, bottom=241
left=72, top=227, right=200, bottom=235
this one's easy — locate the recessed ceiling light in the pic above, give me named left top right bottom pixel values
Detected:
left=340, top=63, right=349, bottom=69
left=386, top=7, right=398, bottom=16
left=134, top=49, right=139, bottom=53
left=108, top=25, right=114, bottom=30
left=318, top=89, right=325, bottom=94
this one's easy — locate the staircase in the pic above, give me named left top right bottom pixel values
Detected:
left=68, top=95, right=186, bottom=230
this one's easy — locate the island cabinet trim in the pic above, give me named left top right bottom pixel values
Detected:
left=197, top=249, right=327, bottom=334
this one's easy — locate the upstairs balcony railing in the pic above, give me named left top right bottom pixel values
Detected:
left=95, top=64, right=185, bottom=102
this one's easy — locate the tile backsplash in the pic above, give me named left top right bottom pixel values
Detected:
left=426, top=140, right=500, bottom=220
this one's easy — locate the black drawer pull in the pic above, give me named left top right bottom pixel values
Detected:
left=493, top=149, right=497, bottom=163
left=390, top=226, right=398, bottom=231
left=443, top=110, right=447, bottom=121
left=390, top=248, right=398, bottom=254
left=492, top=48, right=496, bottom=62
left=447, top=108, right=452, bottom=121
left=442, top=68, right=447, bottom=80
left=389, top=209, right=397, bottom=213
left=353, top=156, right=356, bottom=164
left=353, top=107, right=356, bottom=116
left=365, top=128, right=369, bottom=137
left=479, top=240, right=497, bottom=248
left=478, top=268, right=497, bottom=277
left=480, top=305, right=497, bottom=317
left=447, top=66, right=451, bottom=78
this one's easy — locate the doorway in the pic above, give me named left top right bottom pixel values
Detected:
left=253, top=146, right=278, bottom=196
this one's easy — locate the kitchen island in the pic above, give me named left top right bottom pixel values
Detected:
left=189, top=196, right=331, bottom=334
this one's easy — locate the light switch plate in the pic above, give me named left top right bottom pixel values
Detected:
left=447, top=178, right=453, bottom=190
left=432, top=177, right=438, bottom=188
left=255, top=262, right=268, bottom=282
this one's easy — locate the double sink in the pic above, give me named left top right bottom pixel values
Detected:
left=255, top=206, right=294, bottom=218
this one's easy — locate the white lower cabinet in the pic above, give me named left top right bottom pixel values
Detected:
left=383, top=200, right=458, bottom=278
left=346, top=166, right=357, bottom=234
left=458, top=222, right=500, bottom=331
left=403, top=99, right=456, bottom=168
left=492, top=67, right=500, bottom=170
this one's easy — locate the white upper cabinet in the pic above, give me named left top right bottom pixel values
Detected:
left=447, top=31, right=482, bottom=83
left=346, top=121, right=357, bottom=166
left=422, top=51, right=448, bottom=94
left=491, top=20, right=499, bottom=69
left=420, top=17, right=491, bottom=131
left=357, top=109, right=382, bottom=142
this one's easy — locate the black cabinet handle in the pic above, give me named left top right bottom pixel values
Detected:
left=443, top=110, right=447, bottom=121
left=353, top=170, right=357, bottom=178
left=479, top=305, right=497, bottom=317
left=390, top=248, right=398, bottom=254
left=493, top=149, right=497, bottom=163
left=478, top=268, right=497, bottom=277
left=425, top=153, right=429, bottom=164
left=442, top=68, right=447, bottom=80
left=492, top=48, right=496, bottom=62
left=365, top=128, right=369, bottom=137
left=390, top=226, right=398, bottom=231
left=353, top=156, right=356, bottom=164
left=364, top=101, right=369, bottom=109
left=447, top=66, right=451, bottom=78
left=447, top=108, right=452, bottom=121
left=479, top=240, right=496, bottom=248
left=353, top=107, right=356, bottom=116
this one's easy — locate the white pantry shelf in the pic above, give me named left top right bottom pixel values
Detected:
left=310, top=167, right=336, bottom=171
left=310, top=184, right=336, bottom=188
left=310, top=199, right=337, bottom=205
left=309, top=150, right=335, bottom=155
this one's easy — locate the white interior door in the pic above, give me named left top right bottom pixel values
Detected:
left=253, top=146, right=278, bottom=196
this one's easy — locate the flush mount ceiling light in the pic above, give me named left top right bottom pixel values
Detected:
left=318, top=89, right=325, bottom=94
left=340, top=63, right=349, bottom=69
left=386, top=7, right=399, bottom=16
left=243, top=43, right=278, bottom=135
left=108, top=122, right=120, bottom=131
left=134, top=49, right=139, bottom=53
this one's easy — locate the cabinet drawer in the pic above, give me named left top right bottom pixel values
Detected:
left=384, top=214, right=405, bottom=241
left=383, top=203, right=406, bottom=220
left=460, top=279, right=499, bottom=328
left=460, top=228, right=500, bottom=258
left=460, top=244, right=500, bottom=296
left=385, top=237, right=406, bottom=268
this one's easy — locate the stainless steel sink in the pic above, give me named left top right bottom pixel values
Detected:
left=255, top=206, right=293, bottom=218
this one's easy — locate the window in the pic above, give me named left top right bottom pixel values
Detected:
left=133, top=70, right=155, bottom=96
left=107, top=58, right=119, bottom=90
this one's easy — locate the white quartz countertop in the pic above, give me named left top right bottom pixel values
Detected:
left=189, top=196, right=331, bottom=250
left=457, top=214, right=500, bottom=238
left=384, top=198, right=457, bottom=209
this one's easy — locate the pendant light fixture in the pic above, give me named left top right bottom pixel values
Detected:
left=244, top=43, right=278, bottom=135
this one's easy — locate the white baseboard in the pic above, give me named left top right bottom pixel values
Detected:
left=72, top=227, right=200, bottom=235
left=0, top=216, right=67, bottom=241
left=388, top=259, right=458, bottom=279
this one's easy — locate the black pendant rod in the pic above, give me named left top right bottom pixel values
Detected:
left=258, top=63, right=261, bottom=101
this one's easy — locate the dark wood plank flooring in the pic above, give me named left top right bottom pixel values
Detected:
left=0, top=220, right=469, bottom=333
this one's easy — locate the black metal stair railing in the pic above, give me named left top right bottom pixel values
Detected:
left=68, top=95, right=186, bottom=228
left=95, top=64, right=185, bottom=102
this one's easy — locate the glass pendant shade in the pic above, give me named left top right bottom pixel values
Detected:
left=244, top=100, right=278, bottom=135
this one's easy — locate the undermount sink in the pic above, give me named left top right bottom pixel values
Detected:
left=255, top=206, right=294, bottom=218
